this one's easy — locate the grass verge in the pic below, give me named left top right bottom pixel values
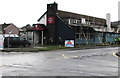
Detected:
left=2, top=45, right=72, bottom=52
left=2, top=44, right=119, bottom=52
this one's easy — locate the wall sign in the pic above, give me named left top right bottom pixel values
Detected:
left=65, top=40, right=74, bottom=47
left=47, top=17, right=55, bottom=24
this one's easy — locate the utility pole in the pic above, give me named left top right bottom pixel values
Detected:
left=41, top=31, right=44, bottom=45
left=7, top=36, right=9, bottom=48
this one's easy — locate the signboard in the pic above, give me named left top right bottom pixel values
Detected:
left=65, top=40, right=74, bottom=47
left=0, top=35, right=4, bottom=50
left=47, top=17, right=55, bottom=24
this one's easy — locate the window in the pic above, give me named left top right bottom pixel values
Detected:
left=70, top=19, right=81, bottom=25
left=90, top=34, right=93, bottom=39
left=81, top=34, right=85, bottom=39
left=75, top=34, right=79, bottom=38
left=82, top=18, right=86, bottom=24
left=76, top=27, right=80, bottom=33
left=73, top=19, right=77, bottom=24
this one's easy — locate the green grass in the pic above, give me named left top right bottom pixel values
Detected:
left=2, top=44, right=119, bottom=52
left=2, top=48, right=38, bottom=52
left=35, top=45, right=72, bottom=51
left=2, top=45, right=72, bottom=52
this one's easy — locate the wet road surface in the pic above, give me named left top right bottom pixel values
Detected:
left=1, top=47, right=119, bottom=76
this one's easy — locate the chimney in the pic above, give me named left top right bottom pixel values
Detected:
left=47, top=2, right=58, bottom=15
left=47, top=2, right=58, bottom=44
left=106, top=13, right=111, bottom=32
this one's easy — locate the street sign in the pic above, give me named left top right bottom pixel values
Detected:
left=65, top=40, right=74, bottom=47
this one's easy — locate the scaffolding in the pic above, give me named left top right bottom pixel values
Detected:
left=72, top=26, right=94, bottom=44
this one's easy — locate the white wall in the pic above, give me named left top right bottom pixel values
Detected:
left=38, top=14, right=47, bottom=26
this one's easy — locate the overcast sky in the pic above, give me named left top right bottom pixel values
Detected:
left=0, top=0, right=119, bottom=27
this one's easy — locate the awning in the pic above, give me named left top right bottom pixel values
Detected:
left=32, top=24, right=47, bottom=31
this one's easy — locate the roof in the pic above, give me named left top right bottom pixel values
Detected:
left=22, top=24, right=47, bottom=31
left=37, top=10, right=106, bottom=23
left=0, top=23, right=10, bottom=30
left=19, top=28, right=24, bottom=32
left=3, top=23, right=19, bottom=30
left=0, top=23, right=19, bottom=30
left=37, top=11, right=47, bottom=21
left=111, top=21, right=120, bottom=27
left=58, top=10, right=106, bottom=22
left=21, top=24, right=33, bottom=31
left=32, top=24, right=47, bottom=31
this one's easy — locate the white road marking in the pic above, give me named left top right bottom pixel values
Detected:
left=69, top=70, right=107, bottom=76
left=61, top=54, right=80, bottom=59
left=0, top=64, right=33, bottom=68
left=112, top=52, right=120, bottom=58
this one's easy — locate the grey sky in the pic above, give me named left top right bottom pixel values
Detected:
left=0, top=0, right=119, bottom=27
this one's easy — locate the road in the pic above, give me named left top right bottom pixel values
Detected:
left=1, top=47, right=119, bottom=76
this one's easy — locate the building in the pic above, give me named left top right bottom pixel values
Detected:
left=111, top=21, right=120, bottom=33
left=21, top=24, right=47, bottom=45
left=37, top=2, right=120, bottom=45
left=0, top=23, right=20, bottom=35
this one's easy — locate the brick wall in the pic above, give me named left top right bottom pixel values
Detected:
left=4, top=24, right=19, bottom=35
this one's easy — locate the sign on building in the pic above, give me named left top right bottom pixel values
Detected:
left=65, top=40, right=74, bottom=47
left=0, top=35, right=4, bottom=50
left=47, top=17, right=55, bottom=24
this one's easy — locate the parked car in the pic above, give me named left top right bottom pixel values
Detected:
left=4, top=37, right=31, bottom=48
